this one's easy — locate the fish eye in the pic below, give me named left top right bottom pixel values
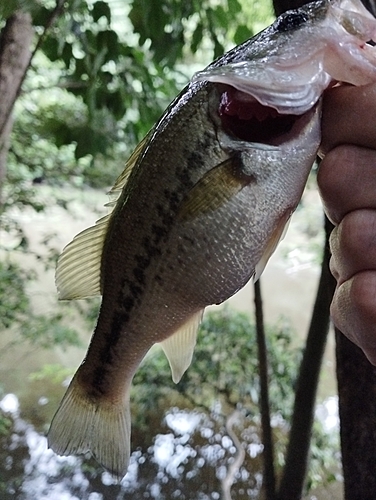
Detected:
left=277, top=11, right=309, bottom=31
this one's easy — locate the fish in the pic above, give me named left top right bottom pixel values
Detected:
left=48, top=0, right=376, bottom=479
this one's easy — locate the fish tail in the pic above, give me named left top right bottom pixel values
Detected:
left=47, top=376, right=131, bottom=479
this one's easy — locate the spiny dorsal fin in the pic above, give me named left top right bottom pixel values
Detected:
left=56, top=136, right=149, bottom=300
left=106, top=135, right=149, bottom=207
left=178, top=157, right=254, bottom=221
left=254, top=212, right=291, bottom=282
left=159, top=309, right=205, bottom=383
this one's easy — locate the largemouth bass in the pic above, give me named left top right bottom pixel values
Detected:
left=48, top=0, right=376, bottom=478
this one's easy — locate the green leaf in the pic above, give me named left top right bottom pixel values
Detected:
left=84, top=29, right=97, bottom=51
left=190, top=23, right=203, bottom=54
left=234, top=24, right=252, bottom=45
left=44, top=120, right=73, bottom=147
left=42, top=36, right=59, bottom=62
left=212, top=5, right=227, bottom=29
left=92, top=0, right=111, bottom=23
left=73, top=58, right=87, bottom=78
left=0, top=0, right=35, bottom=20
left=31, top=5, right=52, bottom=27
left=74, top=125, right=108, bottom=159
left=213, top=38, right=224, bottom=59
left=96, top=29, right=119, bottom=60
left=61, top=42, right=73, bottom=68
left=56, top=124, right=75, bottom=147
left=227, top=0, right=242, bottom=15
left=106, top=90, right=126, bottom=120
left=0, top=0, right=18, bottom=20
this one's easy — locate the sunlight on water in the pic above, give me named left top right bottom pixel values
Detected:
left=165, top=409, right=202, bottom=435
left=315, top=396, right=339, bottom=432
left=0, top=393, right=340, bottom=499
left=0, top=393, right=19, bottom=414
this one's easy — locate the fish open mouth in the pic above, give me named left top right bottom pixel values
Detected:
left=218, top=85, right=308, bottom=145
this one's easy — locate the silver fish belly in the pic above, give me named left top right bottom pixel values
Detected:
left=48, top=0, right=376, bottom=478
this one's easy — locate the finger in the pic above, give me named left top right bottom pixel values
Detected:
left=329, top=254, right=340, bottom=282
left=331, top=271, right=376, bottom=365
left=317, top=145, right=376, bottom=224
left=329, top=210, right=376, bottom=285
left=320, top=83, right=376, bottom=156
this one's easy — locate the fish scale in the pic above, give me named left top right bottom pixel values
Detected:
left=48, top=0, right=376, bottom=478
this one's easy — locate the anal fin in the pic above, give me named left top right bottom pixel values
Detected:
left=159, top=309, right=204, bottom=383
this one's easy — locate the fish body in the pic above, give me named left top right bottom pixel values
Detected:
left=48, top=0, right=376, bottom=478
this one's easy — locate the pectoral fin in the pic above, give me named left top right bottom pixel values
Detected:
left=254, top=212, right=291, bottom=282
left=178, top=157, right=254, bottom=221
left=159, top=309, right=204, bottom=383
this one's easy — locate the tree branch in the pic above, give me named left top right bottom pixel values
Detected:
left=277, top=215, right=336, bottom=500
left=254, top=279, right=276, bottom=500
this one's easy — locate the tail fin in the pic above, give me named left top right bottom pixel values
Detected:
left=47, top=377, right=131, bottom=479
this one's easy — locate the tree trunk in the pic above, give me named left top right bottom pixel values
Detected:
left=0, top=11, right=33, bottom=203
left=336, top=330, right=376, bottom=499
left=254, top=279, right=276, bottom=500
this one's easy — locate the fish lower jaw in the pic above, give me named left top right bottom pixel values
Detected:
left=267, top=101, right=321, bottom=148
left=216, top=83, right=322, bottom=148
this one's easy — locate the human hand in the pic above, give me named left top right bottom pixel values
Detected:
left=318, top=83, right=376, bottom=365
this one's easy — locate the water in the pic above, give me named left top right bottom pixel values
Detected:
left=0, top=392, right=341, bottom=499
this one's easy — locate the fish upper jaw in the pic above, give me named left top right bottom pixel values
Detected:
left=193, top=0, right=376, bottom=116
left=330, top=0, right=376, bottom=41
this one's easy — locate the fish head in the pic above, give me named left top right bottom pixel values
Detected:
left=193, top=0, right=376, bottom=118
left=187, top=0, right=376, bottom=278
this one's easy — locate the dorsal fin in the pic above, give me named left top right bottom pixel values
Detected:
left=56, top=136, right=149, bottom=300
left=159, top=309, right=204, bottom=383
left=106, top=135, right=149, bottom=207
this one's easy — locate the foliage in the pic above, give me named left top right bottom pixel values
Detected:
left=2, top=0, right=274, bottom=202
left=132, top=308, right=339, bottom=492
left=307, top=419, right=341, bottom=492
left=133, top=308, right=300, bottom=416
left=129, top=0, right=273, bottom=63
left=0, top=413, right=12, bottom=439
left=0, top=259, right=82, bottom=353
left=28, top=363, right=74, bottom=384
